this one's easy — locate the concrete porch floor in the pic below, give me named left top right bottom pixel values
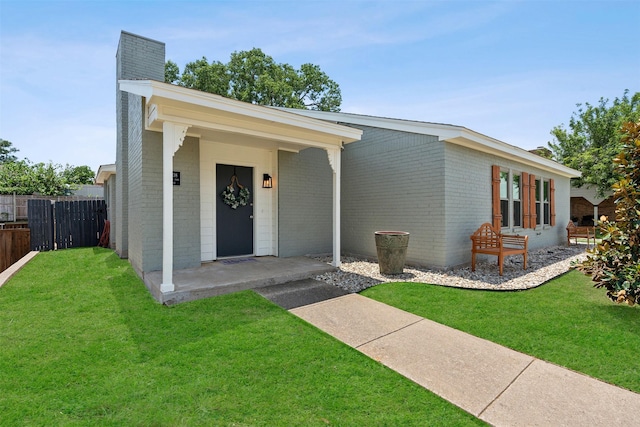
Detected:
left=143, top=256, right=336, bottom=305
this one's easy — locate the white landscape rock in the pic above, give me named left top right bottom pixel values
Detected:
left=315, top=245, right=590, bottom=293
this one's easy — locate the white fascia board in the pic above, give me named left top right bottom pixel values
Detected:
left=445, top=131, right=581, bottom=178
left=118, top=80, right=362, bottom=143
left=278, top=108, right=464, bottom=137
left=95, top=163, right=116, bottom=184
left=282, top=108, right=581, bottom=178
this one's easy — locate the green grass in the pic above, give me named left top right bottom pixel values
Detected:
left=362, top=270, right=640, bottom=393
left=0, top=248, right=483, bottom=426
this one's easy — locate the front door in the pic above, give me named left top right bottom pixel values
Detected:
left=216, top=164, right=254, bottom=257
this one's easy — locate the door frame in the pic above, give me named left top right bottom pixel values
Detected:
left=215, top=163, right=255, bottom=258
left=199, top=140, right=278, bottom=262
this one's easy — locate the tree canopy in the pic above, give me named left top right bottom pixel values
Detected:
left=576, top=120, right=640, bottom=305
left=165, top=48, right=342, bottom=112
left=548, top=90, right=640, bottom=196
left=1, top=139, right=19, bottom=163
left=0, top=160, right=94, bottom=196
left=0, top=140, right=95, bottom=196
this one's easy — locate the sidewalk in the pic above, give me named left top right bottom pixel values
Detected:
left=290, top=293, right=640, bottom=427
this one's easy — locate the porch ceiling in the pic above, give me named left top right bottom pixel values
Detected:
left=118, top=80, right=362, bottom=152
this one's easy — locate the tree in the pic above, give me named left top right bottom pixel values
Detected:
left=61, top=165, right=95, bottom=185
left=0, top=160, right=95, bottom=196
left=548, top=90, right=640, bottom=197
left=165, top=48, right=342, bottom=112
left=0, top=138, right=18, bottom=163
left=576, top=121, right=640, bottom=305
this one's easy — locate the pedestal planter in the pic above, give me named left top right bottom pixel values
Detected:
left=374, top=231, right=410, bottom=275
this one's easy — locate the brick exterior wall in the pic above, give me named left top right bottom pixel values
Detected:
left=171, top=137, right=201, bottom=270
left=278, top=148, right=333, bottom=257
left=443, top=143, right=572, bottom=267
left=339, top=125, right=447, bottom=267
left=127, top=95, right=201, bottom=274
left=334, top=122, right=574, bottom=269
left=570, top=196, right=615, bottom=225
left=117, top=31, right=200, bottom=275
left=115, top=31, right=165, bottom=259
left=127, top=94, right=144, bottom=274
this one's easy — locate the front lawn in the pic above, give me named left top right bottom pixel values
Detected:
left=362, top=270, right=640, bottom=393
left=0, top=248, right=483, bottom=426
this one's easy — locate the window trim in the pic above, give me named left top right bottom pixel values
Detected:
left=492, top=165, right=555, bottom=230
left=496, top=167, right=523, bottom=230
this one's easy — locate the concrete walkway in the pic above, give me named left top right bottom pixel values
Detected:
left=290, top=293, right=640, bottom=427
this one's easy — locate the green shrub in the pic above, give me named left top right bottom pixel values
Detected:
left=577, top=121, right=640, bottom=305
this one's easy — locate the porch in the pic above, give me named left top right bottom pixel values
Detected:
left=143, top=256, right=336, bottom=305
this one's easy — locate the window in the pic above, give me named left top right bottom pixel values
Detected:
left=543, top=180, right=550, bottom=225
left=535, top=178, right=551, bottom=226
left=492, top=165, right=555, bottom=230
left=513, top=174, right=521, bottom=227
left=498, top=169, right=522, bottom=229
left=500, top=171, right=509, bottom=228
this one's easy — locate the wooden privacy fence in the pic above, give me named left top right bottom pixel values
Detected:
left=1, top=194, right=103, bottom=222
left=28, top=199, right=107, bottom=251
left=0, top=229, right=30, bottom=273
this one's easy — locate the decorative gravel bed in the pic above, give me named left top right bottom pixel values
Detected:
left=314, top=245, right=590, bottom=293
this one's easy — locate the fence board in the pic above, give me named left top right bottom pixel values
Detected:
left=0, top=229, right=31, bottom=273
left=26, top=199, right=106, bottom=251
left=28, top=200, right=54, bottom=251
left=54, top=200, right=106, bottom=250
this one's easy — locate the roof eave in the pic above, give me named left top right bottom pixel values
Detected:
left=117, top=80, right=363, bottom=144
left=95, top=164, right=116, bottom=184
left=444, top=130, right=581, bottom=178
left=281, top=109, right=581, bottom=178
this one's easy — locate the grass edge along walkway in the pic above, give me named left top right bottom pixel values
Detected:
left=0, top=248, right=485, bottom=426
left=362, top=270, right=640, bottom=394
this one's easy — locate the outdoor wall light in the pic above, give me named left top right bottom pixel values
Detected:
left=262, top=174, right=273, bottom=188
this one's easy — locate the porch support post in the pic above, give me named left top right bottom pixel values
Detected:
left=327, top=147, right=341, bottom=268
left=161, top=121, right=189, bottom=293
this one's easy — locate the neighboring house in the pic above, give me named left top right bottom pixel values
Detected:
left=569, top=185, right=615, bottom=226
left=95, top=163, right=116, bottom=248
left=111, top=31, right=581, bottom=299
left=72, top=184, right=104, bottom=198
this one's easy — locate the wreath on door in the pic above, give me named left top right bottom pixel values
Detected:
left=221, top=174, right=251, bottom=209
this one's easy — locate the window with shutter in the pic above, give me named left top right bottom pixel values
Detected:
left=492, top=167, right=555, bottom=230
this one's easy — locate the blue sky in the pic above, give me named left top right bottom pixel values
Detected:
left=1, top=0, right=638, bottom=173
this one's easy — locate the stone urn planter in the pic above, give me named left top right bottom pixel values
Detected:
left=374, top=231, right=410, bottom=275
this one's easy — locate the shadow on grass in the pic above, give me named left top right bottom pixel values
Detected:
left=100, top=250, right=284, bottom=361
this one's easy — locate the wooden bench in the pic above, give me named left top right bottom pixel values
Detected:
left=566, top=221, right=595, bottom=247
left=470, top=223, right=528, bottom=276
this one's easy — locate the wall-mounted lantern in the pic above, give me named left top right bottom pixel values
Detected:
left=262, top=174, right=273, bottom=189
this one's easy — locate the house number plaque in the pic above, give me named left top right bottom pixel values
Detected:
left=173, top=171, right=180, bottom=185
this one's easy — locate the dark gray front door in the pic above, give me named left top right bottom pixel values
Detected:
left=216, top=164, right=254, bottom=257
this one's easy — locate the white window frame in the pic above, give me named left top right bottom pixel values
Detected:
left=500, top=169, right=523, bottom=230
left=535, top=177, right=551, bottom=227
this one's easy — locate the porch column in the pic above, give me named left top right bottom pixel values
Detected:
left=161, top=121, right=189, bottom=292
left=327, top=147, right=341, bottom=268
